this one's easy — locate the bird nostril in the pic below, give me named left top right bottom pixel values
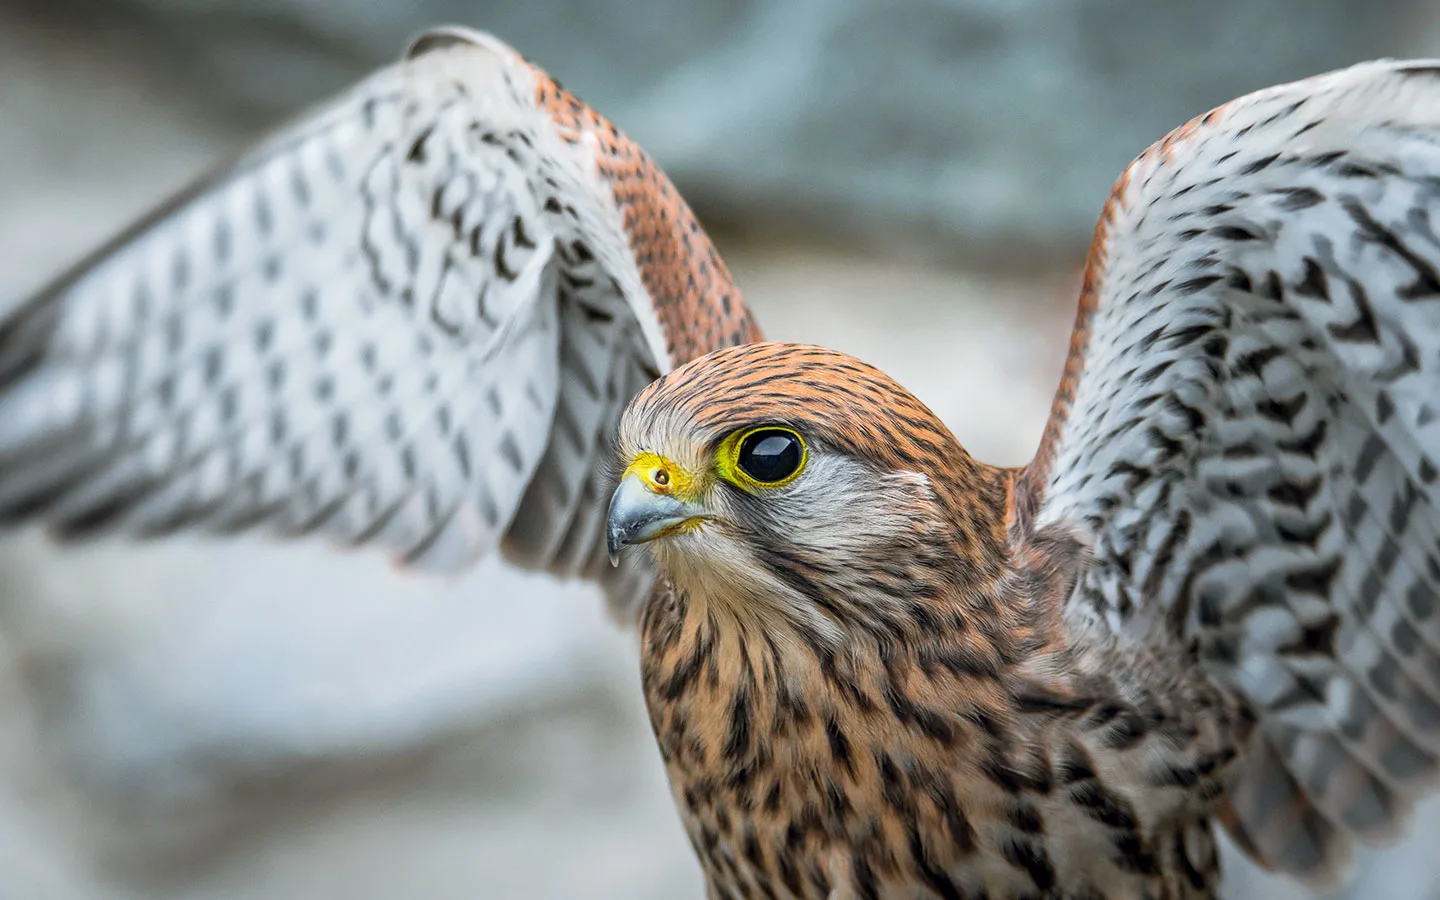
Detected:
left=654, top=469, right=670, bottom=487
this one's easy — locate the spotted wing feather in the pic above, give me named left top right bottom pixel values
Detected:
left=1030, top=60, right=1440, bottom=881
left=0, top=27, right=759, bottom=619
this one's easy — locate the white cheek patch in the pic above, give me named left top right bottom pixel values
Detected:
left=775, top=456, right=940, bottom=555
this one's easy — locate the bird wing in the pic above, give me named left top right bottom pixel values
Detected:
left=0, top=27, right=759, bottom=621
left=1026, top=60, right=1440, bottom=880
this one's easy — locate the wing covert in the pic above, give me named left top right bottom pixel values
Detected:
left=1027, top=61, right=1440, bottom=882
left=0, top=27, right=760, bottom=619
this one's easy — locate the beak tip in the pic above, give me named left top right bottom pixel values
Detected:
left=605, top=469, right=696, bottom=565
left=605, top=524, right=622, bottom=567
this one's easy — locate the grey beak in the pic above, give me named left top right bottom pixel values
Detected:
left=605, top=472, right=698, bottom=566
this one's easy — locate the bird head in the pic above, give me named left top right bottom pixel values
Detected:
left=607, top=342, right=1013, bottom=629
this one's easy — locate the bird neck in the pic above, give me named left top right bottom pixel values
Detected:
left=636, top=484, right=1091, bottom=794
left=635, top=530, right=1094, bottom=897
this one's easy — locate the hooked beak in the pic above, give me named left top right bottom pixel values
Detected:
left=605, top=471, right=704, bottom=566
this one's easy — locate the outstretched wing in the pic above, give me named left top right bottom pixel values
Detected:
left=1028, top=61, right=1440, bottom=881
left=0, top=27, right=759, bottom=620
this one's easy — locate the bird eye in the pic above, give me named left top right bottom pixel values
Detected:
left=734, top=428, right=806, bottom=486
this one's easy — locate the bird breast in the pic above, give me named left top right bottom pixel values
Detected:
left=637, top=575, right=1245, bottom=899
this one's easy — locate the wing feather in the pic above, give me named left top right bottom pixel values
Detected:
left=0, top=27, right=759, bottom=618
left=1029, top=60, right=1440, bottom=881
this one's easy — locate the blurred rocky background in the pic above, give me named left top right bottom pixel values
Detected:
left=1, top=2, right=1439, bottom=899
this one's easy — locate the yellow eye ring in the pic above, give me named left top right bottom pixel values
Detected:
left=717, top=425, right=808, bottom=491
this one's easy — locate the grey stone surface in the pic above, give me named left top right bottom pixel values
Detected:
left=2, top=5, right=1440, bottom=900
left=25, top=0, right=1440, bottom=259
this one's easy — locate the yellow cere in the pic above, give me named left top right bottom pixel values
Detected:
left=715, top=426, right=808, bottom=492
left=625, top=451, right=706, bottom=503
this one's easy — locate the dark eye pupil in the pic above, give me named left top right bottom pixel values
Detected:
left=737, top=430, right=802, bottom=483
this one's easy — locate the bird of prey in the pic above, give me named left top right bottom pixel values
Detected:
left=1, top=25, right=1439, bottom=900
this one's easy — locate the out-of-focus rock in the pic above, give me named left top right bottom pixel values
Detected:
left=26, top=0, right=1437, bottom=260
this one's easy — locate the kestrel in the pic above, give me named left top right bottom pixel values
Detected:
left=1, top=25, right=1439, bottom=900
